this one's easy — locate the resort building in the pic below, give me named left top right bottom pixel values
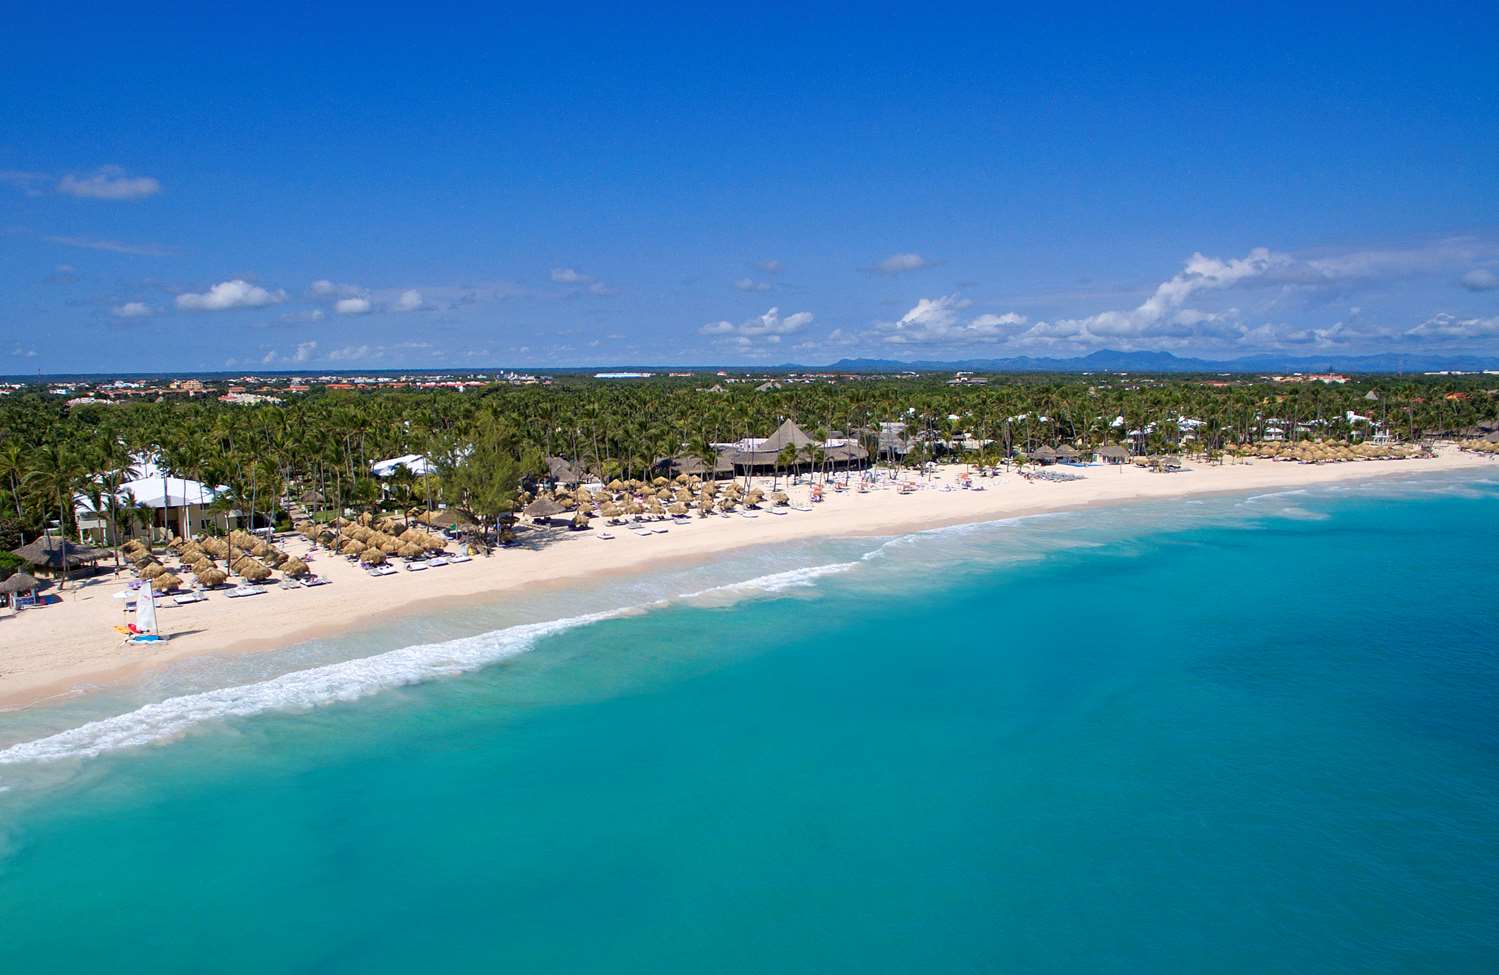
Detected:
left=75, top=463, right=232, bottom=544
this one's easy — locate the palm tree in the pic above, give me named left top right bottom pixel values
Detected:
left=25, top=443, right=87, bottom=587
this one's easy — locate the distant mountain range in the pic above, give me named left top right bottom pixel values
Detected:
left=799, top=349, right=1499, bottom=375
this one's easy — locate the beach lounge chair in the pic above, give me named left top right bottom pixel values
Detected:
left=426, top=556, right=450, bottom=567
left=300, top=575, right=331, bottom=587
left=404, top=561, right=428, bottom=571
left=597, top=531, right=616, bottom=540
left=767, top=507, right=788, bottom=515
left=226, top=585, right=263, bottom=598
left=378, top=564, right=399, bottom=576
left=172, top=592, right=208, bottom=605
left=651, top=524, right=669, bottom=534
left=448, top=553, right=472, bottom=563
left=630, top=526, right=652, bottom=537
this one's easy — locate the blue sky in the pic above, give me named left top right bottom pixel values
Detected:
left=3, top=3, right=1497, bottom=373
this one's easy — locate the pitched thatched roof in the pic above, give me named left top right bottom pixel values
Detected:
left=1029, top=445, right=1058, bottom=462
left=11, top=536, right=106, bottom=570
left=729, top=419, right=818, bottom=467
left=1055, top=444, right=1080, bottom=459
left=1098, top=445, right=1130, bottom=461
left=665, top=452, right=734, bottom=476
left=546, top=456, right=585, bottom=484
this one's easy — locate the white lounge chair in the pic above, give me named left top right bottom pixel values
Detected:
left=651, top=524, right=669, bottom=534
left=172, top=592, right=207, bottom=605
left=448, top=553, right=472, bottom=563
left=426, top=556, right=450, bottom=567
left=378, top=565, right=399, bottom=576
left=226, top=585, right=263, bottom=598
left=767, top=507, right=788, bottom=515
left=597, top=531, right=616, bottom=540
left=405, top=561, right=428, bottom=571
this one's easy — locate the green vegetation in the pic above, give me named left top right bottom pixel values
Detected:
left=0, top=373, right=1494, bottom=547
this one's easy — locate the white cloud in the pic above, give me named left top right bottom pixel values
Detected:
left=699, top=307, right=814, bottom=346
left=551, top=266, right=614, bottom=296
left=10, top=346, right=38, bottom=358
left=57, top=166, right=161, bottom=200
left=311, top=279, right=366, bottom=299
left=735, top=277, right=771, bottom=292
left=111, top=301, right=153, bottom=319
left=1406, top=313, right=1499, bottom=339
left=1460, top=269, right=1499, bottom=292
left=756, top=259, right=783, bottom=273
left=176, top=279, right=287, bottom=311
left=262, top=340, right=319, bottom=365
left=1, top=170, right=49, bottom=197
left=279, top=308, right=326, bottom=323
left=335, top=297, right=372, bottom=315
left=327, top=344, right=373, bottom=362
left=875, top=296, right=1030, bottom=344
left=393, top=289, right=425, bottom=311
left=551, top=267, right=590, bottom=284
left=874, top=252, right=935, bottom=275
left=45, top=235, right=173, bottom=256
left=970, top=312, right=1028, bottom=329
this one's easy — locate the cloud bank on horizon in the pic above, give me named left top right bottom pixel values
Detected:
left=1, top=8, right=1495, bottom=371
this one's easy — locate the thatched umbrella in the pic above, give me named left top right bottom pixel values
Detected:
left=0, top=572, right=39, bottom=602
left=341, top=540, right=365, bottom=557
left=281, top=558, right=310, bottom=577
left=571, top=511, right=591, bottom=529
left=197, top=567, right=228, bottom=588
left=380, top=539, right=402, bottom=554
left=398, top=542, right=424, bottom=559
left=191, top=557, right=216, bottom=576
left=668, top=501, right=688, bottom=516
left=140, top=562, right=167, bottom=580
left=237, top=560, right=272, bottom=582
left=524, top=496, right=565, bottom=519
left=772, top=491, right=789, bottom=506
left=360, top=548, right=387, bottom=565
left=153, top=573, right=183, bottom=592
left=421, top=533, right=447, bottom=553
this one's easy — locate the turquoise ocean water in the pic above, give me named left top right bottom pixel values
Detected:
left=2, top=472, right=1498, bottom=973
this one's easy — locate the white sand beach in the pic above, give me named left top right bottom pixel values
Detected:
left=2, top=449, right=1491, bottom=711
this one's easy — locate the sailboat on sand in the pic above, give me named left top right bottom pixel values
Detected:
left=115, top=585, right=167, bottom=645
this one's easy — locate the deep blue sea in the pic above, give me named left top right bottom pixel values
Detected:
left=2, top=473, right=1498, bottom=973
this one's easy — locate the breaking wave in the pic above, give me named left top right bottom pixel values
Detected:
left=0, top=562, right=869, bottom=768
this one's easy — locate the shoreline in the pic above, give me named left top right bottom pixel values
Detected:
left=2, top=449, right=1493, bottom=713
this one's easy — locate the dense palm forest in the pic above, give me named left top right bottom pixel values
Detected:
left=1, top=373, right=1495, bottom=557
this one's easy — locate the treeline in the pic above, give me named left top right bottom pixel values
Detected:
left=0, top=374, right=1494, bottom=546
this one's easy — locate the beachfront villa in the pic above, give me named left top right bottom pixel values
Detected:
left=74, top=458, right=234, bottom=544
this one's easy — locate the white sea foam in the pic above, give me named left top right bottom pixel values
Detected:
left=0, top=561, right=871, bottom=768
left=0, top=609, right=629, bottom=767
left=678, top=561, right=858, bottom=601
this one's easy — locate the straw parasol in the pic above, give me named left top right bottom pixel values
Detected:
left=140, top=562, right=167, bottom=579
left=341, top=540, right=365, bottom=557
left=0, top=571, right=39, bottom=600
left=398, top=542, right=424, bottom=559
left=524, top=496, right=565, bottom=519
left=360, top=548, right=387, bottom=565
left=153, top=573, right=183, bottom=592
left=238, top=561, right=272, bottom=582
left=197, top=567, right=228, bottom=587
left=571, top=511, right=591, bottom=529
left=668, top=501, right=688, bottom=516
left=281, top=558, right=310, bottom=577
